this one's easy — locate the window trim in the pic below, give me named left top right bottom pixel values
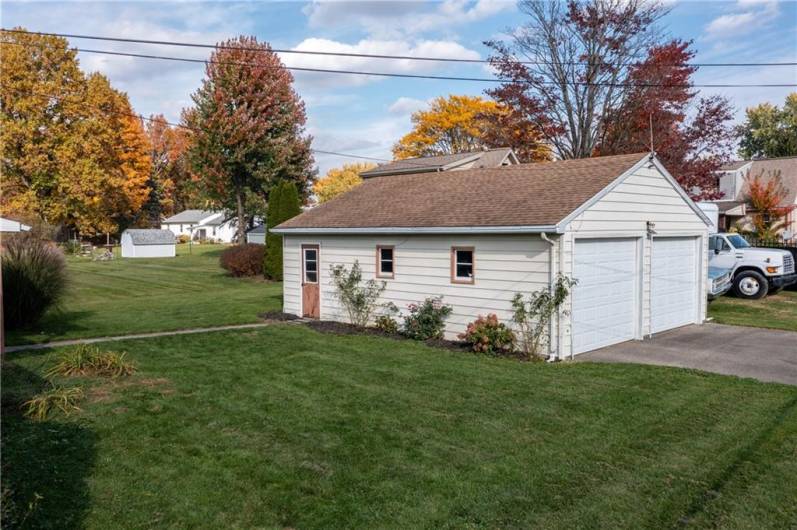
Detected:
left=302, top=244, right=319, bottom=284
left=450, top=246, right=475, bottom=284
left=376, top=245, right=395, bottom=279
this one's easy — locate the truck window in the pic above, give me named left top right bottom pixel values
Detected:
left=726, top=234, right=750, bottom=249
left=710, top=236, right=730, bottom=252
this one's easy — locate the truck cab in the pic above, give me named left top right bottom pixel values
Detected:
left=709, top=233, right=797, bottom=299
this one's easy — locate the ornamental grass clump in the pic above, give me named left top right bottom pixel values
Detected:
left=46, top=344, right=136, bottom=379
left=459, top=314, right=516, bottom=355
left=1, top=233, right=68, bottom=329
left=22, top=385, right=84, bottom=421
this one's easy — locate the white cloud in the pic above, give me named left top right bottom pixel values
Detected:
left=705, top=0, right=779, bottom=37
left=389, top=96, right=428, bottom=114
left=283, top=37, right=481, bottom=88
left=303, top=0, right=515, bottom=38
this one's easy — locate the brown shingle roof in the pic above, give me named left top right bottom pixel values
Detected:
left=359, top=148, right=515, bottom=178
left=278, top=152, right=649, bottom=231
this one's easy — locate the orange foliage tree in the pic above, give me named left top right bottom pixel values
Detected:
left=744, top=170, right=796, bottom=239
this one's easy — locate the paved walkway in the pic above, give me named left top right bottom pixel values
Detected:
left=579, top=323, right=797, bottom=386
left=4, top=321, right=300, bottom=353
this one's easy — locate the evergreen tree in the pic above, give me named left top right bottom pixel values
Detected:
left=264, top=181, right=301, bottom=280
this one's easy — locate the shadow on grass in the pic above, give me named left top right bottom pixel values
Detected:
left=4, top=311, right=93, bottom=347
left=1, top=364, right=96, bottom=530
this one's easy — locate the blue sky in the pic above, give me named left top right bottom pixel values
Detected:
left=3, top=1, right=796, bottom=174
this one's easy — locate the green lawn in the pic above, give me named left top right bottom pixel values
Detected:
left=6, top=244, right=282, bottom=346
left=3, top=325, right=796, bottom=529
left=709, top=290, right=797, bottom=332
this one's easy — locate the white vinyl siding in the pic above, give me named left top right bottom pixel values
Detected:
left=283, top=235, right=551, bottom=339
left=559, top=163, right=709, bottom=355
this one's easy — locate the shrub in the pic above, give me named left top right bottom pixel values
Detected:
left=61, top=239, right=81, bottom=255
left=22, top=385, right=84, bottom=421
left=511, top=274, right=577, bottom=359
left=329, top=261, right=386, bottom=327
left=45, top=344, right=136, bottom=379
left=265, top=181, right=302, bottom=280
left=220, top=244, right=265, bottom=277
left=402, top=297, right=453, bottom=340
left=177, top=234, right=190, bottom=244
left=459, top=314, right=516, bottom=354
left=374, top=302, right=400, bottom=334
left=1, top=233, right=68, bottom=329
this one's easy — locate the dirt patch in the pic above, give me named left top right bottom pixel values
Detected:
left=88, top=376, right=173, bottom=403
left=258, top=311, right=302, bottom=322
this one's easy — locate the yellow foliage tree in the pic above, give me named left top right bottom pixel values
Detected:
left=1, top=29, right=151, bottom=236
left=313, top=162, right=375, bottom=203
left=393, top=95, right=497, bottom=159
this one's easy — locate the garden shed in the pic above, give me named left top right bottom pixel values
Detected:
left=121, top=229, right=176, bottom=258
left=273, top=152, right=712, bottom=358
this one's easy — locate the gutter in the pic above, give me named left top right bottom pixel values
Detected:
left=271, top=225, right=561, bottom=235
left=540, top=232, right=558, bottom=362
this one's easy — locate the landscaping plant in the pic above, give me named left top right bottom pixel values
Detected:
left=511, top=274, right=577, bottom=359
left=1, top=233, right=68, bottom=329
left=220, top=244, right=265, bottom=277
left=402, top=297, right=453, bottom=340
left=374, top=302, right=400, bottom=334
left=46, top=344, right=136, bottom=378
left=22, top=385, right=84, bottom=421
left=329, top=261, right=386, bottom=327
left=264, top=181, right=303, bottom=280
left=459, top=314, right=516, bottom=355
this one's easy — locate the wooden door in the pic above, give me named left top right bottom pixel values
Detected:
left=301, top=245, right=320, bottom=318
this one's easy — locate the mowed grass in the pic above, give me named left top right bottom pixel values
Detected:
left=3, top=325, right=796, bottom=529
left=709, top=290, right=797, bottom=332
left=6, top=244, right=282, bottom=346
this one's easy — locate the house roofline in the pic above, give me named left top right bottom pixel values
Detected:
left=271, top=224, right=561, bottom=235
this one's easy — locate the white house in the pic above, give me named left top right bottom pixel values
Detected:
left=273, top=152, right=712, bottom=359
left=121, top=229, right=176, bottom=258
left=247, top=224, right=266, bottom=244
left=0, top=217, right=31, bottom=233
left=161, top=210, right=237, bottom=243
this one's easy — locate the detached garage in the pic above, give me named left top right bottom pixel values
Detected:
left=121, top=229, right=176, bottom=258
left=274, top=152, right=711, bottom=359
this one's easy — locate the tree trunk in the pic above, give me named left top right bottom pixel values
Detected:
left=236, top=191, right=246, bottom=244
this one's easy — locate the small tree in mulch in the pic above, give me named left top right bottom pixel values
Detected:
left=329, top=261, right=385, bottom=327
left=511, top=274, right=577, bottom=359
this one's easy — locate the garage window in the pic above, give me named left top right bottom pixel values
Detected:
left=451, top=247, right=474, bottom=284
left=376, top=246, right=394, bottom=278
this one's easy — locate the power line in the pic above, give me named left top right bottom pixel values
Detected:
left=4, top=40, right=796, bottom=88
left=4, top=28, right=797, bottom=68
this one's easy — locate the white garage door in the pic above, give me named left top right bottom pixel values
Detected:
left=651, top=237, right=698, bottom=334
left=572, top=238, right=638, bottom=355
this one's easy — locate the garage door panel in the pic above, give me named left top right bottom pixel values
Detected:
left=651, top=237, right=697, bottom=334
left=572, top=238, right=638, bottom=354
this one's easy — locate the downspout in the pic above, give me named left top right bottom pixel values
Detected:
left=540, top=232, right=557, bottom=362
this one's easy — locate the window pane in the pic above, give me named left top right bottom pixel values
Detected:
left=456, top=263, right=473, bottom=278
left=305, top=249, right=317, bottom=261
left=380, top=260, right=393, bottom=273
left=380, top=248, right=393, bottom=261
left=305, top=271, right=317, bottom=283
left=456, top=250, right=473, bottom=265
left=305, top=260, right=317, bottom=272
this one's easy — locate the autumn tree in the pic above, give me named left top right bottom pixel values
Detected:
left=596, top=40, right=736, bottom=199
left=264, top=181, right=301, bottom=280
left=1, top=29, right=151, bottom=235
left=485, top=0, right=669, bottom=159
left=185, top=36, right=314, bottom=243
left=744, top=170, right=796, bottom=239
left=738, top=93, right=797, bottom=159
left=313, top=162, right=375, bottom=204
left=144, top=114, right=202, bottom=224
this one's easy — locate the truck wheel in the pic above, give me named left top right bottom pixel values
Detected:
left=733, top=270, right=769, bottom=299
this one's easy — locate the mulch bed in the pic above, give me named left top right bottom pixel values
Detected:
left=258, top=311, right=302, bottom=322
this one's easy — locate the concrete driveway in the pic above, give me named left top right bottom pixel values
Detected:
left=579, top=323, right=797, bottom=386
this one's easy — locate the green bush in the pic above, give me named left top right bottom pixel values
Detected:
left=61, top=239, right=81, bottom=255
left=459, top=314, right=516, bottom=354
left=220, top=244, right=264, bottom=277
left=511, top=274, right=577, bottom=359
left=45, top=344, right=136, bottom=379
left=1, top=233, right=68, bottom=329
left=329, top=261, right=386, bottom=327
left=264, top=181, right=301, bottom=280
left=402, top=297, right=453, bottom=340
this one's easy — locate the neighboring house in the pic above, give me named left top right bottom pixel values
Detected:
left=359, top=148, right=519, bottom=178
left=121, top=229, right=175, bottom=258
left=711, top=157, right=797, bottom=236
left=274, top=152, right=711, bottom=358
left=0, top=217, right=31, bottom=233
left=247, top=224, right=266, bottom=245
left=161, top=210, right=237, bottom=243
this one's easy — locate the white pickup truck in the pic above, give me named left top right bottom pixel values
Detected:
left=709, top=233, right=797, bottom=299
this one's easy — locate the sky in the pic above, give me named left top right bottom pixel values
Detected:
left=3, top=0, right=797, bottom=174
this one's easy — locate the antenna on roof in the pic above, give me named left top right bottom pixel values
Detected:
left=649, top=112, right=655, bottom=154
